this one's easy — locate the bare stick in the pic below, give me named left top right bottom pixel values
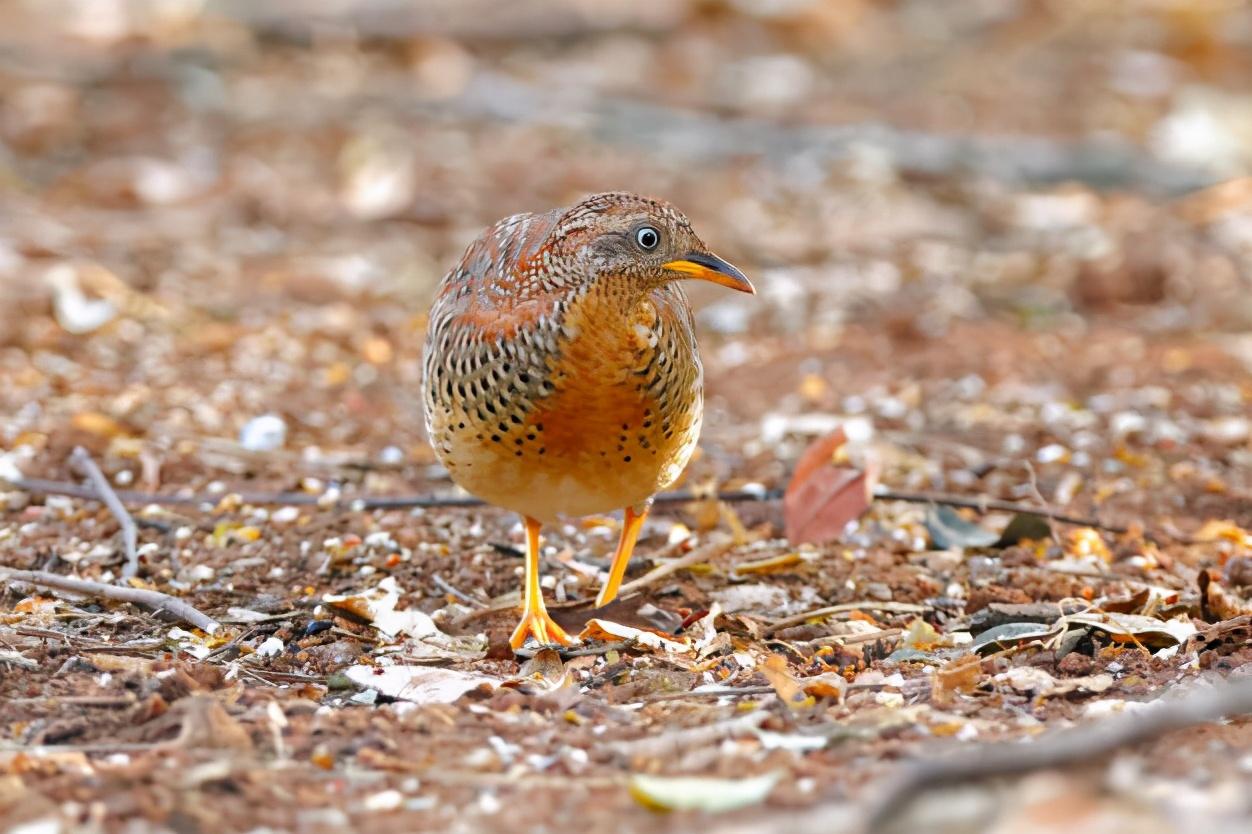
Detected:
left=1, top=569, right=220, bottom=634
left=69, top=447, right=140, bottom=579
left=1, top=475, right=780, bottom=512
left=605, top=711, right=770, bottom=759
left=431, top=573, right=486, bottom=608
left=763, top=602, right=930, bottom=637
left=7, top=470, right=1195, bottom=542
left=875, top=487, right=1129, bottom=532
left=864, top=674, right=1252, bottom=832
left=615, top=540, right=737, bottom=598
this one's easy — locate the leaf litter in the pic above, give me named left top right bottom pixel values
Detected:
left=2, top=3, right=1252, bottom=833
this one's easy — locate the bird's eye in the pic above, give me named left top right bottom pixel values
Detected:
left=635, top=226, right=660, bottom=251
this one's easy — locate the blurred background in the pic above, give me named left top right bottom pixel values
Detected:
left=3, top=5, right=1252, bottom=832
left=2, top=0, right=1251, bottom=511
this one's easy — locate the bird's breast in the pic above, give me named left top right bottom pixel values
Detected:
left=424, top=284, right=703, bottom=520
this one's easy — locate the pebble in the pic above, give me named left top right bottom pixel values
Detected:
left=361, top=790, right=404, bottom=812
left=256, top=636, right=284, bottom=657
left=239, top=414, right=288, bottom=451
left=304, top=620, right=333, bottom=636
left=271, top=506, right=301, bottom=525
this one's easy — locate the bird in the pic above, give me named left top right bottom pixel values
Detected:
left=422, top=192, right=754, bottom=649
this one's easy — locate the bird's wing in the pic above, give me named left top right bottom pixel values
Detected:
left=423, top=210, right=565, bottom=437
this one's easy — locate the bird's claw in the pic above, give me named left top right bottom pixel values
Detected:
left=509, top=608, right=577, bottom=650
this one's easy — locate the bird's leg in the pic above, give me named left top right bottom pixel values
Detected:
left=595, top=501, right=650, bottom=608
left=509, top=516, right=575, bottom=649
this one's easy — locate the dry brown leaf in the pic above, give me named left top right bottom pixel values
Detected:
left=760, top=654, right=816, bottom=710
left=578, top=619, right=688, bottom=653
left=933, top=656, right=983, bottom=705
left=783, top=429, right=872, bottom=545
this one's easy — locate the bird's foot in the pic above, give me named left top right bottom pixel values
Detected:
left=509, top=607, right=576, bottom=650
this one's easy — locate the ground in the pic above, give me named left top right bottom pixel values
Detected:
left=2, top=2, right=1252, bottom=833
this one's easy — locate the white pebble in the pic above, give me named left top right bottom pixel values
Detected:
left=239, top=414, right=287, bottom=452
left=255, top=636, right=284, bottom=657
left=271, top=506, right=301, bottom=524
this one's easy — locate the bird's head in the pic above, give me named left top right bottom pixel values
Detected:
left=545, top=192, right=755, bottom=296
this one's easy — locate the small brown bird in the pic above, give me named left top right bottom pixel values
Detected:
left=423, top=192, right=753, bottom=648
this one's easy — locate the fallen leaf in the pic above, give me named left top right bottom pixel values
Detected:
left=902, top=617, right=944, bottom=650
left=971, top=622, right=1061, bottom=655
left=578, top=618, right=688, bottom=653
left=801, top=673, right=848, bottom=701
left=512, top=648, right=571, bottom=694
left=926, top=506, right=998, bottom=549
left=732, top=552, right=803, bottom=576
left=994, top=512, right=1054, bottom=547
left=784, top=430, right=872, bottom=545
left=324, top=577, right=439, bottom=638
left=760, top=654, right=816, bottom=710
left=998, top=667, right=1114, bottom=696
left=344, top=665, right=498, bottom=704
left=628, top=771, right=781, bottom=813
left=1065, top=612, right=1195, bottom=648
left=933, top=655, right=982, bottom=704
left=710, top=583, right=789, bottom=616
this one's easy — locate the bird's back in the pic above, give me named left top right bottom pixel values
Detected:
left=422, top=211, right=703, bottom=521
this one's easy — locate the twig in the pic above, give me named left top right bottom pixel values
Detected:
left=876, top=487, right=1127, bottom=531
left=9, top=470, right=1198, bottom=543
left=785, top=628, right=902, bottom=652
left=514, top=640, right=636, bottom=660
left=864, top=674, right=1252, bottom=832
left=873, top=487, right=1198, bottom=542
left=1, top=569, right=220, bottom=634
left=9, top=695, right=138, bottom=707
left=1, top=475, right=780, bottom=512
left=431, top=574, right=486, bottom=608
left=763, top=602, right=930, bottom=637
left=605, top=711, right=770, bottom=759
left=70, top=446, right=140, bottom=579
left=615, top=540, right=738, bottom=598
left=637, top=685, right=775, bottom=703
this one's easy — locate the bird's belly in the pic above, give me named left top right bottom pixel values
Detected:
left=432, top=379, right=701, bottom=522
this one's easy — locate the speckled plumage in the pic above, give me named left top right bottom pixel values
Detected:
left=421, top=192, right=753, bottom=647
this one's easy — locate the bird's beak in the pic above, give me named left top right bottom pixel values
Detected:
left=663, top=252, right=755, bottom=294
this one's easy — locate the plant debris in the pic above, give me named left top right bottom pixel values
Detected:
left=3, top=2, right=1252, bottom=833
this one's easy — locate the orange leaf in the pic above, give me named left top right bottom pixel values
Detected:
left=760, top=654, right=815, bottom=710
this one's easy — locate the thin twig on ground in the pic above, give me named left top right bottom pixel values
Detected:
left=605, top=711, right=770, bottom=759
left=11, top=469, right=1186, bottom=543
left=875, top=487, right=1130, bottom=532
left=615, top=540, right=738, bottom=598
left=1, top=475, right=781, bottom=511
left=863, top=674, right=1252, bottom=832
left=70, top=446, right=140, bottom=578
left=763, top=602, right=930, bottom=637
left=637, top=685, right=776, bottom=703
left=1, top=569, right=220, bottom=634
left=431, top=574, right=486, bottom=608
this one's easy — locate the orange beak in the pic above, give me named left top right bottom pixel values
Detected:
left=663, top=252, right=755, bottom=294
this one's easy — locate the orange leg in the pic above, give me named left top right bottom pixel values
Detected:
left=509, top=516, right=575, bottom=649
left=595, top=502, right=649, bottom=608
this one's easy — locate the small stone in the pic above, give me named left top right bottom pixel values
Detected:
left=271, top=506, right=301, bottom=525
left=255, top=636, right=284, bottom=657
left=239, top=414, right=287, bottom=452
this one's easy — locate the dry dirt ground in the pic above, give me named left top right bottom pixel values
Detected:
left=2, top=3, right=1252, bottom=833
